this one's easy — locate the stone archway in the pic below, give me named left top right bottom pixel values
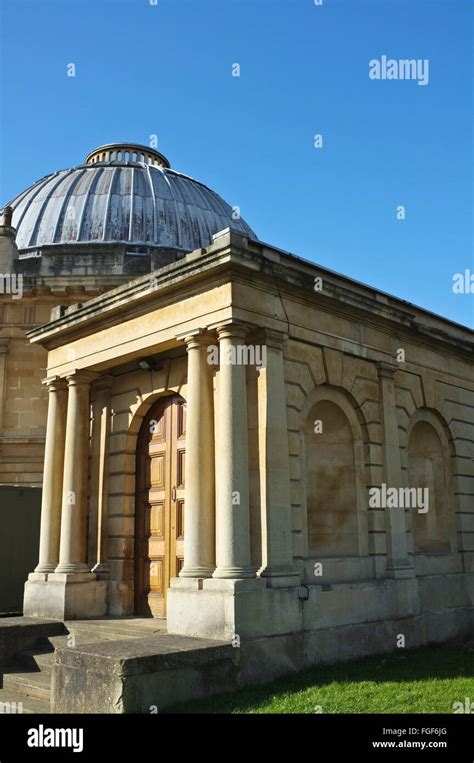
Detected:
left=105, top=386, right=187, bottom=618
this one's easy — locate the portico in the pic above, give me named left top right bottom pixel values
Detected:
left=23, top=234, right=301, bottom=633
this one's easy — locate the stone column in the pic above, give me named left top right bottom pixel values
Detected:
left=213, top=323, right=256, bottom=579
left=55, top=370, right=96, bottom=575
left=377, top=361, right=412, bottom=577
left=257, top=330, right=300, bottom=586
left=178, top=331, right=216, bottom=578
left=90, top=375, right=113, bottom=576
left=24, top=369, right=107, bottom=619
left=34, top=376, right=68, bottom=573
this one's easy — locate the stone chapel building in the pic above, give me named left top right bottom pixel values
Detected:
left=0, top=142, right=473, bottom=712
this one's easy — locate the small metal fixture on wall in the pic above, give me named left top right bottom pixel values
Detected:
left=137, top=357, right=162, bottom=372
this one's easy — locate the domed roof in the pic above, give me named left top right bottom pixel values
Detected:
left=5, top=143, right=257, bottom=254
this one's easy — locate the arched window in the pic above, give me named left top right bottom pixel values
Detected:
left=408, top=418, right=454, bottom=553
left=304, top=395, right=365, bottom=557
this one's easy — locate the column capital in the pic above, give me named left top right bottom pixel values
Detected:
left=176, top=328, right=216, bottom=349
left=214, top=322, right=249, bottom=341
left=42, top=375, right=67, bottom=391
left=377, top=360, right=398, bottom=380
left=255, top=327, right=288, bottom=350
left=0, top=338, right=10, bottom=354
left=65, top=369, right=100, bottom=387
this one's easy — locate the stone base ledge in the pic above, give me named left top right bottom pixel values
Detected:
left=49, top=606, right=474, bottom=713
left=169, top=577, right=204, bottom=591
left=27, top=571, right=96, bottom=584
left=47, top=572, right=97, bottom=584
left=168, top=573, right=474, bottom=641
left=385, top=561, right=415, bottom=579
left=169, top=577, right=269, bottom=593
left=203, top=578, right=267, bottom=593
left=260, top=573, right=302, bottom=588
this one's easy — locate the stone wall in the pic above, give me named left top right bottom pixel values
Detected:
left=283, top=335, right=474, bottom=582
left=0, top=288, right=125, bottom=488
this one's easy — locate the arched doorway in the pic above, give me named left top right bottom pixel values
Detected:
left=134, top=395, right=186, bottom=617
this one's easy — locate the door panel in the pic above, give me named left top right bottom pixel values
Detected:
left=171, top=403, right=186, bottom=582
left=135, top=395, right=186, bottom=617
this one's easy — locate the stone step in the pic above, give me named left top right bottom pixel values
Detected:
left=51, top=633, right=236, bottom=713
left=2, top=668, right=51, bottom=701
left=39, top=633, right=106, bottom=651
left=36, top=628, right=162, bottom=655
left=67, top=627, right=142, bottom=642
left=0, top=617, right=67, bottom=670
left=15, top=649, right=55, bottom=674
left=1, top=617, right=169, bottom=715
left=64, top=619, right=166, bottom=643
left=0, top=686, right=50, bottom=714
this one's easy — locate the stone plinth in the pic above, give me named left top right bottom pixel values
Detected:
left=23, top=573, right=107, bottom=620
left=167, top=577, right=301, bottom=641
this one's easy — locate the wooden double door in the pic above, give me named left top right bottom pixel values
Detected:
left=134, top=395, right=186, bottom=617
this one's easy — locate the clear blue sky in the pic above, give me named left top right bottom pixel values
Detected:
left=1, top=0, right=472, bottom=327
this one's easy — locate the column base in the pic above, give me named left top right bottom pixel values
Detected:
left=212, top=566, right=259, bottom=579
left=34, top=563, right=57, bottom=574
left=54, top=563, right=91, bottom=575
left=386, top=559, right=415, bottom=579
left=23, top=573, right=107, bottom=620
left=179, top=566, right=215, bottom=579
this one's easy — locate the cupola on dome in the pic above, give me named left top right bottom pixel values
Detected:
left=5, top=143, right=257, bottom=255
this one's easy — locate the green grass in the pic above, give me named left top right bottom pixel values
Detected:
left=167, top=644, right=474, bottom=714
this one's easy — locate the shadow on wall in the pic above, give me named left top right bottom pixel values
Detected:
left=0, top=487, right=41, bottom=613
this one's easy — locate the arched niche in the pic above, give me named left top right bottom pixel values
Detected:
left=407, top=410, right=457, bottom=554
left=300, top=386, right=368, bottom=559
